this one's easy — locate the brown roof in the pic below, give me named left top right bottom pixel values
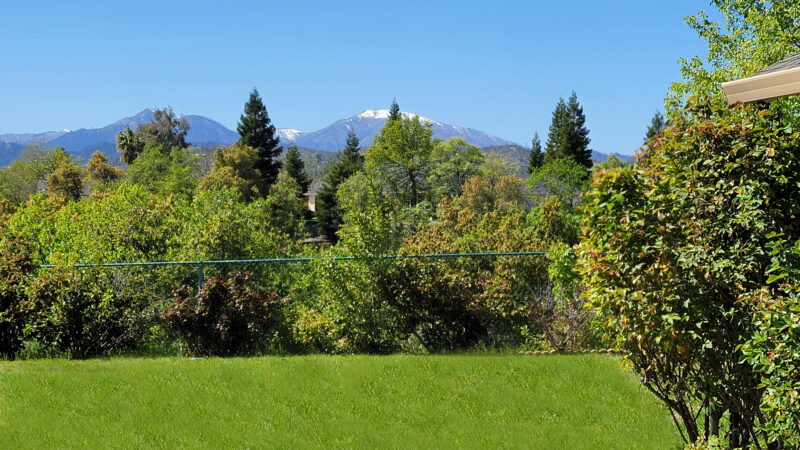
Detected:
left=754, top=53, right=800, bottom=76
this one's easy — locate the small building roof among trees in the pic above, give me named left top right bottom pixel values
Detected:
left=722, top=52, right=800, bottom=105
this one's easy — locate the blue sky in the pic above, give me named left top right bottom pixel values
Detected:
left=1, top=1, right=714, bottom=155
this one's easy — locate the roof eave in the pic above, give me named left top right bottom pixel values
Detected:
left=722, top=66, right=800, bottom=105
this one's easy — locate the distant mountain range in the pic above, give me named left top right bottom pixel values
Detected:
left=0, top=109, right=634, bottom=168
left=276, top=109, right=517, bottom=151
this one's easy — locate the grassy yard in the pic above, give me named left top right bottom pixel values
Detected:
left=0, top=354, right=679, bottom=449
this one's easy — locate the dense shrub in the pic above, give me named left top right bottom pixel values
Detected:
left=291, top=200, right=406, bottom=354
left=578, top=103, right=800, bottom=447
left=0, top=238, right=35, bottom=359
left=163, top=272, right=287, bottom=356
left=387, top=202, right=554, bottom=351
left=24, top=269, right=150, bottom=359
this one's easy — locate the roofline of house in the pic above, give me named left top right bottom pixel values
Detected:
left=722, top=65, right=800, bottom=105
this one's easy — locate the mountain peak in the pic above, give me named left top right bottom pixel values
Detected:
left=354, top=109, right=440, bottom=125
left=356, top=109, right=390, bottom=119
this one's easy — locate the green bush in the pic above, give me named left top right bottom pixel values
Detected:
left=0, top=237, right=35, bottom=359
left=578, top=103, right=800, bottom=447
left=24, top=269, right=149, bottom=359
left=163, top=272, right=287, bottom=356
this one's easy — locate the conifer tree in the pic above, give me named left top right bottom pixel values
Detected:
left=527, top=132, right=544, bottom=174
left=644, top=110, right=666, bottom=144
left=388, top=98, right=401, bottom=122
left=316, top=129, right=364, bottom=241
left=284, top=144, right=310, bottom=195
left=544, top=91, right=592, bottom=176
left=237, top=88, right=282, bottom=194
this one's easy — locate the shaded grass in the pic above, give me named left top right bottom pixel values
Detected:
left=0, top=354, right=680, bottom=449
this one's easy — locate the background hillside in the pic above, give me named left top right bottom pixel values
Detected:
left=0, top=109, right=633, bottom=174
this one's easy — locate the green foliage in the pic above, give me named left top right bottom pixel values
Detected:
left=46, top=158, right=84, bottom=201
left=84, top=151, right=124, bottom=193
left=264, top=172, right=307, bottom=241
left=163, top=272, right=286, bottom=356
left=283, top=144, right=310, bottom=195
left=527, top=157, right=587, bottom=206
left=335, top=171, right=376, bottom=226
left=527, top=195, right=579, bottom=246
left=197, top=142, right=262, bottom=201
left=365, top=116, right=437, bottom=206
left=643, top=110, right=666, bottom=146
left=0, top=145, right=75, bottom=206
left=0, top=237, right=35, bottom=359
left=135, top=107, right=190, bottom=151
left=116, top=108, right=189, bottom=165
left=126, top=144, right=200, bottom=198
left=667, top=0, right=800, bottom=114
left=578, top=104, right=800, bottom=446
left=296, top=200, right=406, bottom=353
left=170, top=188, right=297, bottom=263
left=115, top=125, right=144, bottom=165
left=24, top=269, right=147, bottom=359
left=527, top=132, right=544, bottom=174
left=388, top=98, right=401, bottom=122
left=460, top=174, right=527, bottom=215
left=428, top=137, right=484, bottom=200
left=386, top=201, right=555, bottom=351
left=237, top=88, right=282, bottom=193
left=593, top=154, right=628, bottom=172
left=537, top=242, right=595, bottom=351
left=544, top=92, right=591, bottom=174
left=316, top=130, right=363, bottom=241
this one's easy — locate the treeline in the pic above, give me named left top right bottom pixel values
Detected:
left=0, top=87, right=624, bottom=361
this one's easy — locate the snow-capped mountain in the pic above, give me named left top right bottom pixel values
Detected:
left=0, top=130, right=69, bottom=145
left=277, top=109, right=518, bottom=151
left=0, top=108, right=520, bottom=165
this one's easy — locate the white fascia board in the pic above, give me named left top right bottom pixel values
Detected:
left=722, top=66, right=800, bottom=105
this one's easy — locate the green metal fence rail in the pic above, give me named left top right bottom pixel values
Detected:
left=39, top=251, right=554, bottom=290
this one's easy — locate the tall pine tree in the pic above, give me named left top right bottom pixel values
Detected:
left=316, top=129, right=364, bottom=241
left=388, top=98, right=401, bottom=122
left=644, top=110, right=666, bottom=145
left=284, top=144, right=310, bottom=195
left=544, top=91, right=592, bottom=175
left=527, top=132, right=544, bottom=174
left=237, top=88, right=282, bottom=194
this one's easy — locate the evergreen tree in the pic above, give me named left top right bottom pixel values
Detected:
left=388, top=98, right=401, bottom=122
left=527, top=132, right=544, bottom=174
left=544, top=91, right=592, bottom=176
left=644, top=110, right=666, bottom=144
left=237, top=88, right=282, bottom=194
left=284, top=144, right=310, bottom=195
left=316, top=129, right=364, bottom=241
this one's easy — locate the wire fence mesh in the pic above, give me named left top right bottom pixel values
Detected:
left=26, top=251, right=594, bottom=358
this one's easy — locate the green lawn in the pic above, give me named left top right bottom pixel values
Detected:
left=0, top=354, right=679, bottom=449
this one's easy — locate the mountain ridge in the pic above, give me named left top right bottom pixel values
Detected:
left=0, top=109, right=633, bottom=168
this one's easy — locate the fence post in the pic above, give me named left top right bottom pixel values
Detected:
left=197, top=262, right=204, bottom=291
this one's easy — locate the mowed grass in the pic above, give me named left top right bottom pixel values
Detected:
left=0, top=354, right=679, bottom=449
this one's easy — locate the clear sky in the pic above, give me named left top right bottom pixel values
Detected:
left=0, top=1, right=715, bottom=155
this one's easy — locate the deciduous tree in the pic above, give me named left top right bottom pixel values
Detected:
left=197, top=142, right=262, bottom=201
left=365, top=116, right=436, bottom=206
